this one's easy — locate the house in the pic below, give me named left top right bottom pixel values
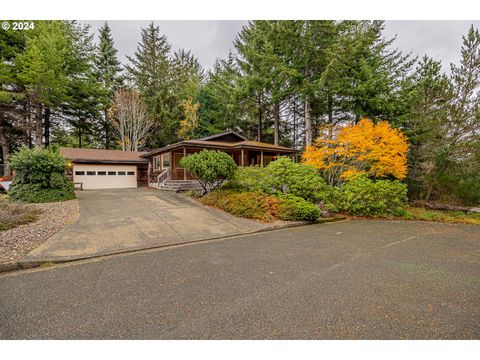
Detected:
left=61, top=131, right=298, bottom=190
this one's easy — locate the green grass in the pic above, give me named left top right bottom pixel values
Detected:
left=402, top=206, right=480, bottom=225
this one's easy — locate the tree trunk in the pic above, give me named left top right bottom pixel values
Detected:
left=274, top=102, right=280, bottom=146
left=104, top=109, right=110, bottom=149
left=293, top=98, right=297, bottom=149
left=35, top=104, right=43, bottom=146
left=0, top=117, right=11, bottom=177
left=44, top=107, right=51, bottom=147
left=305, top=100, right=312, bottom=146
left=78, top=122, right=83, bottom=148
left=257, top=95, right=263, bottom=142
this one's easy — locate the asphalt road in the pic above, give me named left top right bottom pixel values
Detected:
left=1, top=220, right=479, bottom=339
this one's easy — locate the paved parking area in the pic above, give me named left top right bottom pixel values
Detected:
left=21, top=188, right=268, bottom=264
left=1, top=219, right=479, bottom=339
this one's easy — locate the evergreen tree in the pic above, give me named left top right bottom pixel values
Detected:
left=126, top=22, right=172, bottom=148
left=94, top=22, right=124, bottom=149
left=198, top=52, right=245, bottom=136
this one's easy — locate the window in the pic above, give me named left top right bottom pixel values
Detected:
left=98, top=171, right=107, bottom=176
left=117, top=171, right=126, bottom=175
left=161, top=153, right=170, bottom=169
left=154, top=153, right=170, bottom=171
left=75, top=171, right=85, bottom=176
left=86, top=171, right=96, bottom=175
left=153, top=156, right=161, bottom=171
left=127, top=171, right=135, bottom=176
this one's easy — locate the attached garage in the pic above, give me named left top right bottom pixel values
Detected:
left=73, top=164, right=138, bottom=190
left=60, top=147, right=149, bottom=190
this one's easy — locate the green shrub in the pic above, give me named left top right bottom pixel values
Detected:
left=180, top=149, right=237, bottom=194
left=232, top=157, right=330, bottom=203
left=277, top=194, right=321, bottom=222
left=231, top=166, right=274, bottom=193
left=335, top=176, right=408, bottom=217
left=199, top=189, right=320, bottom=223
left=8, top=182, right=76, bottom=203
left=199, top=189, right=277, bottom=222
left=8, top=146, right=75, bottom=203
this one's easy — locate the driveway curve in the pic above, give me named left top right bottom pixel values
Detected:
left=21, top=188, right=269, bottom=265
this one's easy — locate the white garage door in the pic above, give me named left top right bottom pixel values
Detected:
left=73, top=164, right=138, bottom=190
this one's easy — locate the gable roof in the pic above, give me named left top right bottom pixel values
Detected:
left=60, top=147, right=149, bottom=164
left=198, top=131, right=247, bottom=142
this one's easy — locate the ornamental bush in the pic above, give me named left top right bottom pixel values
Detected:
left=334, top=176, right=408, bottom=217
left=180, top=149, right=237, bottom=194
left=276, top=194, right=321, bottom=222
left=198, top=189, right=320, bottom=223
left=231, top=157, right=330, bottom=203
left=8, top=146, right=75, bottom=203
left=199, top=189, right=277, bottom=222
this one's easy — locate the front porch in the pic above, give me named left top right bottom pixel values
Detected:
left=149, top=147, right=294, bottom=185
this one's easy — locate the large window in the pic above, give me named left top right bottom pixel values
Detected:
left=153, top=156, right=161, bottom=171
left=161, top=153, right=170, bottom=169
left=153, top=153, right=171, bottom=171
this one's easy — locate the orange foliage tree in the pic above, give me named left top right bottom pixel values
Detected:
left=302, top=118, right=408, bottom=185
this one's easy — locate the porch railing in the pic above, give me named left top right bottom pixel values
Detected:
left=157, top=168, right=171, bottom=188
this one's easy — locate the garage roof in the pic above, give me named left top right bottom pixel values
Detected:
left=60, top=147, right=149, bottom=164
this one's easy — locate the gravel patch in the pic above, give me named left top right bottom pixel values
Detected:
left=0, top=199, right=79, bottom=265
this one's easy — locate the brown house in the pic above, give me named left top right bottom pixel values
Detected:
left=143, top=131, right=298, bottom=182
left=61, top=131, right=298, bottom=190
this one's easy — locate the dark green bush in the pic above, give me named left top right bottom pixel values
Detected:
left=232, top=166, right=273, bottom=193
left=8, top=146, right=76, bottom=203
left=180, top=149, right=237, bottom=194
left=277, top=194, right=321, bottom=222
left=9, top=182, right=76, bottom=203
left=334, top=176, right=408, bottom=217
left=232, top=157, right=330, bottom=203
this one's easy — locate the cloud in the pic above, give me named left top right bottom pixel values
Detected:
left=84, top=20, right=480, bottom=73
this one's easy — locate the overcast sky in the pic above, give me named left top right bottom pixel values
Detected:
left=84, top=20, right=480, bottom=73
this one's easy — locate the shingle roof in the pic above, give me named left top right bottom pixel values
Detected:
left=142, top=139, right=298, bottom=157
left=60, top=147, right=149, bottom=164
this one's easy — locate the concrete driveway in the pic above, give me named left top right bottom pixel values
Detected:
left=1, top=220, right=478, bottom=339
left=21, top=188, right=269, bottom=264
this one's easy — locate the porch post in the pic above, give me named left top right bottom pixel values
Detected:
left=183, top=146, right=186, bottom=180
left=241, top=149, right=244, bottom=167
left=260, top=150, right=264, bottom=167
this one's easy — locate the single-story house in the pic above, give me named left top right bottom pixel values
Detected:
left=61, top=131, right=298, bottom=190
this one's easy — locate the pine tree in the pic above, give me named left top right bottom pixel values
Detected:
left=94, top=22, right=124, bottom=149
left=126, top=22, right=173, bottom=148
left=198, top=52, right=245, bottom=136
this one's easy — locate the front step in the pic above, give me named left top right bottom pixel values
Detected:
left=157, top=180, right=201, bottom=192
